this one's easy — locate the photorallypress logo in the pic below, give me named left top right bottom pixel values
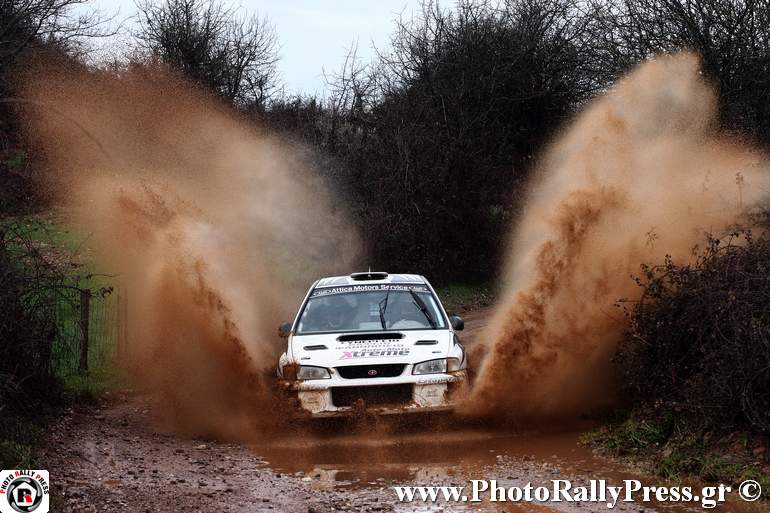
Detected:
left=0, top=471, right=49, bottom=513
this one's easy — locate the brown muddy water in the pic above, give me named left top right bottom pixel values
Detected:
left=248, top=422, right=761, bottom=513
left=249, top=424, right=605, bottom=488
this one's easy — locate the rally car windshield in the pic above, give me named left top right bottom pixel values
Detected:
left=295, top=287, right=447, bottom=334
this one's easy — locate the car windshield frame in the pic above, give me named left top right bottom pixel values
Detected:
left=293, top=284, right=448, bottom=335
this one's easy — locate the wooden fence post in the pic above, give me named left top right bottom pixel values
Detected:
left=78, top=288, right=91, bottom=372
left=117, top=288, right=125, bottom=358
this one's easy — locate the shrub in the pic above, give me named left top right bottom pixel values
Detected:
left=0, top=219, right=67, bottom=466
left=617, top=229, right=770, bottom=434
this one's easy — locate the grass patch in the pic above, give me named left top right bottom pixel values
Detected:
left=61, top=364, right=128, bottom=401
left=435, top=283, right=496, bottom=314
left=0, top=419, right=46, bottom=469
left=583, top=410, right=770, bottom=499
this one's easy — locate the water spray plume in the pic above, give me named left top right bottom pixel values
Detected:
left=21, top=63, right=360, bottom=439
left=20, top=52, right=769, bottom=433
left=465, top=53, right=770, bottom=422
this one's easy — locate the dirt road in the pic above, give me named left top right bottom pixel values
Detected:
left=42, top=396, right=605, bottom=513
left=43, top=309, right=757, bottom=513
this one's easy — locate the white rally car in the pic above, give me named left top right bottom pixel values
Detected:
left=277, top=272, right=468, bottom=417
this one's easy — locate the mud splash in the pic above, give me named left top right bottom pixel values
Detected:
left=467, top=53, right=769, bottom=420
left=21, top=63, right=360, bottom=439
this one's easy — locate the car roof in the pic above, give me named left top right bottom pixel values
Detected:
left=314, top=273, right=428, bottom=288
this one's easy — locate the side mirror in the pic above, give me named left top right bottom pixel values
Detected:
left=278, top=322, right=292, bottom=338
left=449, top=315, right=464, bottom=331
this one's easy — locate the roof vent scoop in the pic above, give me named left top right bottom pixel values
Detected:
left=350, top=271, right=389, bottom=281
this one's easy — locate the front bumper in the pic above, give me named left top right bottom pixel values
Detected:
left=280, top=371, right=468, bottom=418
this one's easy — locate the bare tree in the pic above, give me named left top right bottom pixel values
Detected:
left=584, top=0, right=770, bottom=142
left=0, top=0, right=110, bottom=215
left=321, top=42, right=376, bottom=152
left=266, top=0, right=770, bottom=283
left=135, top=0, right=279, bottom=107
left=343, top=0, right=594, bottom=280
left=0, top=0, right=107, bottom=84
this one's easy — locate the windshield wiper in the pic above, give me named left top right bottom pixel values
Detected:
left=409, top=289, right=437, bottom=329
left=378, top=288, right=391, bottom=330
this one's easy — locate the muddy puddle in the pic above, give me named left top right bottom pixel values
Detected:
left=248, top=420, right=760, bottom=513
left=249, top=423, right=609, bottom=489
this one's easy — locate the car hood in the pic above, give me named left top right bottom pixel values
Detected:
left=290, top=330, right=453, bottom=368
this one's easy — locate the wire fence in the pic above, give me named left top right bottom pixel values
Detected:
left=50, top=286, right=126, bottom=378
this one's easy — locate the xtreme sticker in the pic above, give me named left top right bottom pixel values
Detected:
left=340, top=348, right=410, bottom=359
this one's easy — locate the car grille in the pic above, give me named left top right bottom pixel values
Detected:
left=331, top=384, right=413, bottom=407
left=336, top=364, right=406, bottom=379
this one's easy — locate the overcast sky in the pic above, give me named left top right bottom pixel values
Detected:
left=90, top=0, right=424, bottom=95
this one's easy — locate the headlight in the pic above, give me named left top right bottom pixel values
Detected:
left=296, top=365, right=331, bottom=380
left=412, top=358, right=461, bottom=375
left=413, top=358, right=447, bottom=375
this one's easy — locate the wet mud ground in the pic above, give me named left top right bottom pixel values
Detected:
left=44, top=309, right=764, bottom=513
